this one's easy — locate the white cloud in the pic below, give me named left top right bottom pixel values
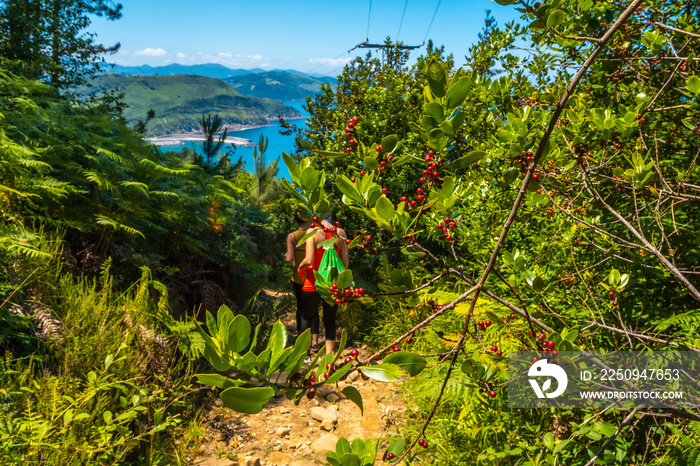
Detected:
left=177, top=52, right=188, bottom=59
left=135, top=47, right=168, bottom=57
left=308, top=57, right=351, bottom=67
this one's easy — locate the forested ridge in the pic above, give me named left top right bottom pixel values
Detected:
left=1, top=0, right=700, bottom=465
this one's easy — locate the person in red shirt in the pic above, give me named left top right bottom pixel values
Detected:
left=297, top=214, right=349, bottom=355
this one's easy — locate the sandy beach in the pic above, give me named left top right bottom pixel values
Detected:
left=145, top=133, right=256, bottom=147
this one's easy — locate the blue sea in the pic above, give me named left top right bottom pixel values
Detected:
left=158, top=101, right=308, bottom=180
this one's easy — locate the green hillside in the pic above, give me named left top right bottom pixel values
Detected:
left=224, top=71, right=335, bottom=100
left=81, top=74, right=302, bottom=136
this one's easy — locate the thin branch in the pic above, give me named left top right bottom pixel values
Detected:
left=583, top=407, right=643, bottom=466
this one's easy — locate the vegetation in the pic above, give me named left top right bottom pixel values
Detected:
left=77, top=74, right=302, bottom=136
left=2, top=0, right=700, bottom=465
left=224, top=70, right=337, bottom=101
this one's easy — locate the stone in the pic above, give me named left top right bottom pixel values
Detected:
left=386, top=405, right=406, bottom=416
left=275, top=427, right=290, bottom=437
left=310, top=406, right=338, bottom=423
left=238, top=457, right=261, bottom=466
left=326, top=393, right=340, bottom=403
left=310, top=433, right=339, bottom=455
left=320, top=418, right=336, bottom=431
left=346, top=371, right=360, bottom=382
left=327, top=405, right=338, bottom=412
left=279, top=407, right=291, bottom=414
left=317, top=385, right=335, bottom=398
left=290, top=461, right=319, bottom=466
left=195, top=458, right=237, bottom=466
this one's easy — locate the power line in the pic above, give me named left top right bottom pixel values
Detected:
left=423, top=0, right=442, bottom=44
left=396, top=0, right=409, bottom=42
left=366, top=0, right=372, bottom=41
left=303, top=50, right=350, bottom=76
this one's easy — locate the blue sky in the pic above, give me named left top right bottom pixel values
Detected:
left=91, top=1, right=522, bottom=76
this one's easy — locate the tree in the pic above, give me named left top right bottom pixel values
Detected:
left=250, top=134, right=280, bottom=207
left=0, top=0, right=122, bottom=89
left=195, top=1, right=700, bottom=464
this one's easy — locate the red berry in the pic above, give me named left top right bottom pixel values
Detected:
left=307, top=388, right=316, bottom=399
left=350, top=177, right=356, bottom=182
left=405, top=337, right=412, bottom=344
left=419, top=177, right=426, bottom=183
left=547, top=341, right=555, bottom=348
left=416, top=195, right=424, bottom=201
left=496, top=350, right=502, bottom=356
left=351, top=348, right=359, bottom=357
left=612, top=301, right=618, bottom=306
left=376, top=145, right=382, bottom=151
left=489, top=391, right=496, bottom=398
left=344, top=356, right=353, bottom=364
left=510, top=314, right=516, bottom=319
left=491, top=346, right=497, bottom=352
left=360, top=171, right=366, bottom=176
left=485, top=320, right=491, bottom=326
left=609, top=291, right=615, bottom=297
left=392, top=344, right=400, bottom=352
left=539, top=333, right=546, bottom=340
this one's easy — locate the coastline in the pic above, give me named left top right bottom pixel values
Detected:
left=145, top=115, right=307, bottom=147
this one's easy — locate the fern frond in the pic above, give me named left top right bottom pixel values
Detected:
left=140, top=158, right=190, bottom=176
left=94, top=215, right=145, bottom=239
left=119, top=181, right=149, bottom=196
left=150, top=190, right=179, bottom=197
left=84, top=171, right=116, bottom=192
left=96, top=147, right=133, bottom=169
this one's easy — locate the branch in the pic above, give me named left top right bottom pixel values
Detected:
left=583, top=407, right=643, bottom=466
left=654, top=22, right=700, bottom=39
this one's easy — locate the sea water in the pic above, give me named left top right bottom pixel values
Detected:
left=158, top=101, right=308, bottom=180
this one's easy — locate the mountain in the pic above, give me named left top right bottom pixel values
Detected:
left=224, top=71, right=335, bottom=101
left=108, top=63, right=265, bottom=79
left=81, top=74, right=302, bottom=136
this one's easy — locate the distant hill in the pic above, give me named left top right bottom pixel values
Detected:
left=108, top=63, right=264, bottom=79
left=224, top=71, right=335, bottom=101
left=81, top=74, right=302, bottom=136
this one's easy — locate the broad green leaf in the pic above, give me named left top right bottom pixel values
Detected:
left=363, top=156, right=379, bottom=171
left=341, top=385, right=364, bottom=414
left=547, top=9, right=566, bottom=28
left=300, top=167, right=320, bottom=192
left=543, top=432, right=555, bottom=451
left=427, top=58, right=447, bottom=97
left=205, top=310, right=217, bottom=336
left=315, top=149, right=349, bottom=159
left=282, top=152, right=301, bottom=183
left=375, top=196, right=394, bottom=221
left=336, top=175, right=362, bottom=203
left=428, top=128, right=447, bottom=150
left=446, top=150, right=487, bottom=170
left=439, top=176, right=455, bottom=197
left=381, top=134, right=399, bottom=154
left=564, top=330, right=578, bottom=342
left=425, top=102, right=445, bottom=123
left=325, top=360, right=353, bottom=384
left=336, top=437, right=352, bottom=458
left=446, top=76, right=472, bottom=109
left=220, top=387, right=274, bottom=414
left=338, top=453, right=361, bottom=466
left=360, top=363, right=409, bottom=382
left=382, top=352, right=427, bottom=376
left=194, top=373, right=245, bottom=388
left=227, top=314, right=251, bottom=353
left=267, top=320, right=287, bottom=371
left=337, top=269, right=353, bottom=289
left=335, top=329, right=348, bottom=360
left=686, top=76, right=700, bottom=94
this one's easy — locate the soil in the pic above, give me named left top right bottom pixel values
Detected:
left=190, top=290, right=407, bottom=466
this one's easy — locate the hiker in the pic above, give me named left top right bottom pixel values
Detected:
left=285, top=211, right=311, bottom=341
left=297, top=214, right=349, bottom=355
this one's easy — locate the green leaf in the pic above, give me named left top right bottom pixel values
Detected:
left=194, top=373, right=245, bottom=389
left=220, top=387, right=274, bottom=414
left=336, top=175, right=362, bottom=203
left=381, top=134, right=399, bottom=154
left=360, top=363, right=409, bottom=382
left=337, top=269, right=353, bottom=289
left=547, top=9, right=566, bottom=28
left=341, top=386, right=364, bottom=415
left=227, top=314, right=251, bottom=353
left=382, top=352, right=427, bottom=376
left=375, top=196, right=394, bottom=221
left=564, top=330, right=578, bottom=342
left=300, top=167, right=320, bottom=192
left=325, top=361, right=353, bottom=384
left=543, top=432, right=554, bottom=451
left=267, top=321, right=288, bottom=371
left=446, top=150, right=487, bottom=170
left=363, top=156, right=379, bottom=171
left=446, top=76, right=472, bottom=109
left=314, top=150, right=349, bottom=159
left=427, top=58, right=447, bottom=97
left=205, top=310, right=217, bottom=336
left=428, top=128, right=447, bottom=150
left=425, top=102, right=445, bottom=123
left=439, top=176, right=455, bottom=197
left=686, top=76, right=700, bottom=94
left=282, top=152, right=301, bottom=183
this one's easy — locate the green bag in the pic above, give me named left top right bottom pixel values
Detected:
left=317, top=246, right=345, bottom=284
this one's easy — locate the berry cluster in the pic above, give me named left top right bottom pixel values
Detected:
left=426, top=298, right=443, bottom=314
left=609, top=290, right=618, bottom=307
left=344, top=117, right=359, bottom=153
left=435, top=216, right=458, bottom=242
left=420, top=151, right=444, bottom=189
left=329, top=283, right=366, bottom=304
left=418, top=439, right=428, bottom=448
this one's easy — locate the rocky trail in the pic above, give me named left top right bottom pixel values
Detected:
left=191, top=291, right=407, bottom=466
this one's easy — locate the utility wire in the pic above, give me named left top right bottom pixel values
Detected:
left=366, top=0, right=372, bottom=41
left=396, top=0, right=409, bottom=42
left=423, top=0, right=442, bottom=44
left=303, top=50, right=350, bottom=75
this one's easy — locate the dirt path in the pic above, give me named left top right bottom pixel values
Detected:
left=192, top=292, right=407, bottom=466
